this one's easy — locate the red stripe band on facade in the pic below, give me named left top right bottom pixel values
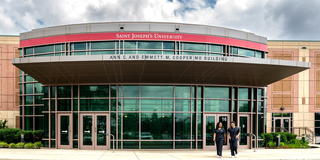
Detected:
left=20, top=32, right=267, bottom=51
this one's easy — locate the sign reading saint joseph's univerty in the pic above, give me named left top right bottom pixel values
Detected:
left=107, top=54, right=228, bottom=62
left=115, top=33, right=183, bottom=40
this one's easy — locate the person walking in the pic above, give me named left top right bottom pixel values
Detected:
left=213, top=122, right=225, bottom=158
left=227, top=121, right=240, bottom=158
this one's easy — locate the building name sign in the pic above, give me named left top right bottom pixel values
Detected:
left=107, top=54, right=228, bottom=62
left=115, top=33, right=183, bottom=40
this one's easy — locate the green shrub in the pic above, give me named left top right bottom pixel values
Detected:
left=0, top=128, right=44, bottom=144
left=19, top=130, right=44, bottom=143
left=32, top=130, right=44, bottom=142
left=24, top=143, right=34, bottom=149
left=20, top=130, right=33, bottom=143
left=261, top=133, right=273, bottom=146
left=267, top=141, right=276, bottom=147
left=8, top=143, right=16, bottom=148
left=15, top=142, right=25, bottom=148
left=0, top=141, right=9, bottom=148
left=0, top=128, right=21, bottom=143
left=262, top=132, right=309, bottom=149
left=33, top=141, right=42, bottom=149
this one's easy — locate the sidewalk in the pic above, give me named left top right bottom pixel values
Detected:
left=0, top=148, right=320, bottom=160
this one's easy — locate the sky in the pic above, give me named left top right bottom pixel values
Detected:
left=0, top=0, right=319, bottom=40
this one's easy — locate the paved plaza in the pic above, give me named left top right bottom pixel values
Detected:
left=0, top=148, right=320, bottom=160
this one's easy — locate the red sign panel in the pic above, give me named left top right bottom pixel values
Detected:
left=20, top=32, right=267, bottom=51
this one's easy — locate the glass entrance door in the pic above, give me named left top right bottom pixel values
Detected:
left=273, top=117, right=291, bottom=132
left=80, top=114, right=109, bottom=149
left=57, top=114, right=72, bottom=149
left=203, top=114, right=229, bottom=149
left=239, top=115, right=249, bottom=148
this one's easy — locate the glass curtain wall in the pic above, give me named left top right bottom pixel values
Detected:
left=21, top=41, right=265, bottom=59
left=19, top=84, right=265, bottom=149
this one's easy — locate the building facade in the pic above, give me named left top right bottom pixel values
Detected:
left=268, top=41, right=320, bottom=143
left=0, top=35, right=20, bottom=128
left=11, top=22, right=308, bottom=149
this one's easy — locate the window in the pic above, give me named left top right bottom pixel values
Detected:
left=91, top=41, right=115, bottom=50
left=239, top=88, right=250, bottom=100
left=141, top=99, right=173, bottom=111
left=123, top=113, right=139, bottom=139
left=204, top=87, right=229, bottom=99
left=141, top=86, right=173, bottom=98
left=25, top=83, right=33, bottom=94
left=209, top=45, right=223, bottom=53
left=141, top=113, right=173, bottom=140
left=123, top=99, right=139, bottom=111
left=124, top=41, right=136, bottom=49
left=73, top=42, right=87, bottom=50
left=57, top=99, right=71, bottom=111
left=239, top=88, right=250, bottom=112
left=175, top=86, right=191, bottom=98
left=183, top=43, right=206, bottom=51
left=138, top=41, right=162, bottom=49
left=316, top=113, right=320, bottom=136
left=255, top=51, right=264, bottom=58
left=163, top=42, right=174, bottom=49
left=122, top=86, right=140, bottom=97
left=175, top=113, right=191, bottom=139
left=80, top=99, right=108, bottom=111
left=55, top=44, right=65, bottom=52
left=238, top=48, right=254, bottom=57
left=34, top=45, right=54, bottom=53
left=25, top=48, right=34, bottom=55
left=57, top=86, right=71, bottom=98
left=204, top=100, right=229, bottom=112
left=80, top=85, right=108, bottom=97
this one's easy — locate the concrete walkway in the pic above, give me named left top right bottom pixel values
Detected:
left=0, top=148, right=320, bottom=160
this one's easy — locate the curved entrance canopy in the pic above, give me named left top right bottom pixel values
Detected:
left=13, top=54, right=309, bottom=86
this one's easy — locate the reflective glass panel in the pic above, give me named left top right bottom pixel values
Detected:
left=73, top=42, right=87, bottom=50
left=204, top=100, right=229, bottom=112
left=175, top=113, right=191, bottom=139
left=80, top=86, right=108, bottom=97
left=183, top=43, right=206, bottom=51
left=141, top=99, right=173, bottom=111
left=34, top=45, right=54, bottom=53
left=141, top=86, right=173, bottom=98
left=204, top=87, right=229, bottom=99
left=138, top=41, right=162, bottom=49
left=91, top=41, right=115, bottom=49
left=141, top=113, right=173, bottom=140
left=123, top=113, right=139, bottom=139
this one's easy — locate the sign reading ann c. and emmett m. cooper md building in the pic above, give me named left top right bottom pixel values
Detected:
left=107, top=54, right=228, bottom=62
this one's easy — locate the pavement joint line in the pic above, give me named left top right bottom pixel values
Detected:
left=97, top=150, right=107, bottom=160
left=166, top=152, right=182, bottom=160
left=133, top=151, right=141, bottom=160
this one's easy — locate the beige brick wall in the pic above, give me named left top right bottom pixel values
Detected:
left=0, top=111, right=19, bottom=128
left=267, top=41, right=320, bottom=134
left=0, top=36, right=19, bottom=128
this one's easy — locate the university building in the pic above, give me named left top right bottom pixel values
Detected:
left=0, top=22, right=316, bottom=149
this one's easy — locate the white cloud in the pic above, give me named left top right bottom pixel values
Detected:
left=0, top=0, right=319, bottom=39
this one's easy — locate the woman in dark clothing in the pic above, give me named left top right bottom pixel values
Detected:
left=213, top=122, right=225, bottom=158
left=228, top=121, right=240, bottom=158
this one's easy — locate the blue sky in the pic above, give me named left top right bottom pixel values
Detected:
left=0, top=0, right=320, bottom=40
